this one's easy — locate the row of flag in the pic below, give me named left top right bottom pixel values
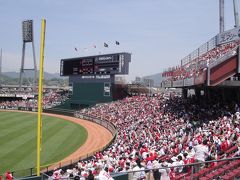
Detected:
left=75, top=41, right=120, bottom=52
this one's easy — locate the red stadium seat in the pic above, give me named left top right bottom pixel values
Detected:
left=174, top=172, right=190, bottom=180
left=199, top=177, right=210, bottom=180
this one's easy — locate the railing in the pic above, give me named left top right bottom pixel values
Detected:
left=25, top=156, right=240, bottom=180
left=111, top=156, right=240, bottom=180
left=181, top=36, right=217, bottom=66
left=76, top=113, right=117, bottom=135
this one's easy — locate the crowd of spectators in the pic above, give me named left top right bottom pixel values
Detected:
left=42, top=89, right=69, bottom=109
left=0, top=88, right=69, bottom=110
left=49, top=93, right=240, bottom=179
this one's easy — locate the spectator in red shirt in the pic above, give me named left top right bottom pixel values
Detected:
left=220, top=137, right=229, bottom=152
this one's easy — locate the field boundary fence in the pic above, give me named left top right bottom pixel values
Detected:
left=9, top=156, right=240, bottom=180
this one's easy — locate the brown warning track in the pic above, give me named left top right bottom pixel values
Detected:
left=0, top=110, right=113, bottom=168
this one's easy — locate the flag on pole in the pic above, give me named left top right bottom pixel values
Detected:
left=104, top=43, right=108, bottom=48
left=115, top=41, right=120, bottom=45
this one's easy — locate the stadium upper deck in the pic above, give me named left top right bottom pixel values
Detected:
left=162, top=26, right=240, bottom=88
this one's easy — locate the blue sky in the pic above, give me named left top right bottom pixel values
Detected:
left=0, top=0, right=239, bottom=81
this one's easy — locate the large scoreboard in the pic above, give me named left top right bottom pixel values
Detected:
left=60, top=52, right=131, bottom=76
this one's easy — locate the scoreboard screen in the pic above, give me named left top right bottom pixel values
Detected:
left=60, top=52, right=131, bottom=76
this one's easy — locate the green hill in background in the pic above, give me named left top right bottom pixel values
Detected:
left=0, top=71, right=68, bottom=87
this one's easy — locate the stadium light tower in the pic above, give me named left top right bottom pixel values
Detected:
left=219, top=0, right=225, bottom=33
left=233, top=0, right=240, bottom=27
left=20, top=20, right=37, bottom=92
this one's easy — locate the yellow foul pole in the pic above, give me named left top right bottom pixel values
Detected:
left=37, top=19, right=46, bottom=176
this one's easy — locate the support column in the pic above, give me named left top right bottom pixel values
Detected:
left=19, top=42, right=26, bottom=88
left=233, top=0, right=240, bottom=27
left=182, top=88, right=188, bottom=99
left=195, top=88, right=201, bottom=98
left=220, top=0, right=225, bottom=33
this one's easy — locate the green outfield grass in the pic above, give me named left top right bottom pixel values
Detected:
left=0, top=111, right=88, bottom=174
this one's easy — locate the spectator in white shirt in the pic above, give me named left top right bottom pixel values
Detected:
left=95, top=165, right=113, bottom=180
left=193, top=139, right=209, bottom=173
